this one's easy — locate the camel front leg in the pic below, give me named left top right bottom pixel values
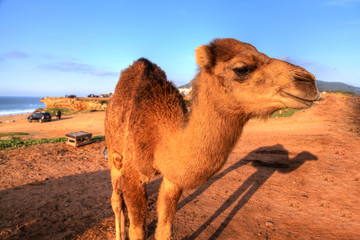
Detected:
left=155, top=177, right=183, bottom=240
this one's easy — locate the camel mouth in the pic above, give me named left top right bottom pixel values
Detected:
left=281, top=90, right=320, bottom=107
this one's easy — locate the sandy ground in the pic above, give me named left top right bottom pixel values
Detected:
left=0, top=93, right=359, bottom=240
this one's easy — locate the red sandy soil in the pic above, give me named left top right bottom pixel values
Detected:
left=0, top=93, right=359, bottom=240
left=0, top=111, right=105, bottom=140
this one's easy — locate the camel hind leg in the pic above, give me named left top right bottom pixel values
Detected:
left=110, top=152, right=148, bottom=240
left=121, top=165, right=148, bottom=240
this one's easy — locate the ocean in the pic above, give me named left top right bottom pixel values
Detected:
left=0, top=96, right=46, bottom=116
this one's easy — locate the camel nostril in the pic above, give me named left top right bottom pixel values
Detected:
left=293, top=73, right=315, bottom=83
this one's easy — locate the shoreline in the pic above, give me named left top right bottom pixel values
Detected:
left=0, top=113, right=30, bottom=122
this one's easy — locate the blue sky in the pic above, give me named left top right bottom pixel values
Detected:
left=0, top=0, right=359, bottom=97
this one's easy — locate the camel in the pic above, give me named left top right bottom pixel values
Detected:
left=104, top=38, right=320, bottom=240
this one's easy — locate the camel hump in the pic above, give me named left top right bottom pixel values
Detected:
left=129, top=57, right=187, bottom=123
left=134, top=57, right=168, bottom=86
left=136, top=57, right=156, bottom=70
left=132, top=58, right=157, bottom=76
left=113, top=58, right=168, bottom=94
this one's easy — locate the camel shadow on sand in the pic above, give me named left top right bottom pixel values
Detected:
left=147, top=144, right=317, bottom=239
left=178, top=144, right=318, bottom=240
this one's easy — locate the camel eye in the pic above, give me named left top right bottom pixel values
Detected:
left=233, top=67, right=250, bottom=76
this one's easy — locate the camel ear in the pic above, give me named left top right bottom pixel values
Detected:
left=195, top=45, right=212, bottom=69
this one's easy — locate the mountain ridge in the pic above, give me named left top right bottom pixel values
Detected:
left=178, top=81, right=360, bottom=95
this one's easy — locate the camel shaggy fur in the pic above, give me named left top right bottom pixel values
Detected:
left=104, top=38, right=320, bottom=240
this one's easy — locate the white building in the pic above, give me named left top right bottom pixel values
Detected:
left=178, top=87, right=192, bottom=96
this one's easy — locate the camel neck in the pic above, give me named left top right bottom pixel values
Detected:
left=185, top=95, right=247, bottom=157
left=164, top=93, right=249, bottom=188
left=155, top=77, right=249, bottom=188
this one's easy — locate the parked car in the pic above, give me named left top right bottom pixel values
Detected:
left=28, top=112, right=52, bottom=123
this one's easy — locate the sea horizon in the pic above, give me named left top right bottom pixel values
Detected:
left=0, top=96, right=46, bottom=116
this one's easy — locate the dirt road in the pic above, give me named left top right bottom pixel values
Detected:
left=0, top=93, right=359, bottom=239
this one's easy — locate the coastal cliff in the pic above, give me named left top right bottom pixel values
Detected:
left=40, top=97, right=108, bottom=111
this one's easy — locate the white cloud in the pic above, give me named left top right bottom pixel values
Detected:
left=39, top=61, right=93, bottom=72
left=3, top=51, right=29, bottom=59
left=92, top=70, right=119, bottom=76
left=278, top=56, right=297, bottom=64
left=39, top=60, right=118, bottom=77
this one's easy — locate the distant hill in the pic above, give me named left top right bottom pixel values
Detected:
left=316, top=80, right=360, bottom=95
left=178, top=83, right=191, bottom=88
left=178, top=81, right=360, bottom=95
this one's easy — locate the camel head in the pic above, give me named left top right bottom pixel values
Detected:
left=195, top=38, right=320, bottom=117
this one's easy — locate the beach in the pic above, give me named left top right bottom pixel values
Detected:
left=1, top=93, right=360, bottom=239
left=0, top=114, right=30, bottom=122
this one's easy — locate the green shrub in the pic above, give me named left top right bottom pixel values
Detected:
left=33, top=107, right=45, bottom=113
left=0, top=132, right=29, bottom=137
left=46, top=107, right=76, bottom=116
left=91, top=135, right=105, bottom=140
left=326, top=91, right=355, bottom=96
left=99, top=100, right=109, bottom=105
left=0, top=135, right=105, bottom=150
left=271, top=108, right=301, bottom=118
left=0, top=137, right=67, bottom=150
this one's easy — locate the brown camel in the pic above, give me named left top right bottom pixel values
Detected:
left=104, top=38, right=320, bottom=240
